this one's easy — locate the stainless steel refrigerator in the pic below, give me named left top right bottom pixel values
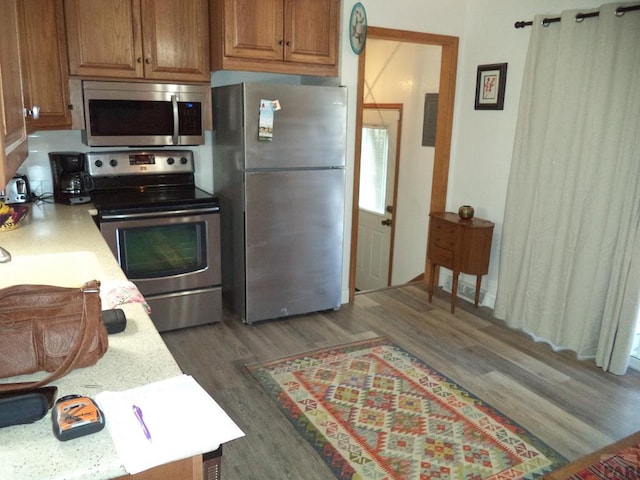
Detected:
left=212, top=83, right=347, bottom=324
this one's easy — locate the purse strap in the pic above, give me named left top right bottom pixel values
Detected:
left=0, top=281, right=101, bottom=393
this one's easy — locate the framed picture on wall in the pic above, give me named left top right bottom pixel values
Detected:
left=474, top=63, right=507, bottom=110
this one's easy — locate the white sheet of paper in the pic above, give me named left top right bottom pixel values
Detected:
left=96, top=374, right=245, bottom=475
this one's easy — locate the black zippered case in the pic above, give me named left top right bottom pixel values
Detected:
left=0, top=387, right=57, bottom=428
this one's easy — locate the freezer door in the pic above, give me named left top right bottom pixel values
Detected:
left=244, top=168, right=344, bottom=323
left=243, top=83, right=347, bottom=169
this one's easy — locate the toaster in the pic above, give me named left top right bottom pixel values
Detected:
left=1, top=174, right=31, bottom=204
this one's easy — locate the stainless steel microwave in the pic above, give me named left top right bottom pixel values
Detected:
left=81, top=81, right=207, bottom=147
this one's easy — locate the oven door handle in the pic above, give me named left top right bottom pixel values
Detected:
left=171, top=94, right=179, bottom=145
left=100, top=206, right=219, bottom=221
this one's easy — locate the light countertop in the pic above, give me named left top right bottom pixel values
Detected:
left=0, top=202, right=184, bottom=479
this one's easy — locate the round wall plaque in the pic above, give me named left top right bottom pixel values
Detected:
left=349, top=2, right=367, bottom=55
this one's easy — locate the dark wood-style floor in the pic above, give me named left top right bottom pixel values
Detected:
left=161, top=284, right=640, bottom=480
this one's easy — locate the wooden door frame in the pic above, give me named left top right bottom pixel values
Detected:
left=361, top=103, right=403, bottom=287
left=349, top=27, right=459, bottom=303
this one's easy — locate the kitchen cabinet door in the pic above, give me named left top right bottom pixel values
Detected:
left=284, top=0, right=338, bottom=67
left=221, top=0, right=284, bottom=62
left=0, top=0, right=29, bottom=188
left=18, top=0, right=72, bottom=131
left=140, top=0, right=210, bottom=82
left=65, top=0, right=209, bottom=82
left=65, top=0, right=144, bottom=79
left=211, top=0, right=339, bottom=77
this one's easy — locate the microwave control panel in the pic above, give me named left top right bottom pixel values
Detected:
left=86, top=150, right=194, bottom=177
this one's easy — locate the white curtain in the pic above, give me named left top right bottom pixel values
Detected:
left=494, top=3, right=640, bottom=374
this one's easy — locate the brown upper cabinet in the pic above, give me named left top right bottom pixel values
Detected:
left=64, top=0, right=210, bottom=83
left=0, top=0, right=29, bottom=188
left=18, top=0, right=72, bottom=132
left=210, top=0, right=340, bottom=77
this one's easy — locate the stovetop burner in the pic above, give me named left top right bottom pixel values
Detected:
left=85, top=150, right=218, bottom=215
left=91, top=186, right=218, bottom=214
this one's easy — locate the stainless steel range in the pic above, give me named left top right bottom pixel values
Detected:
left=87, top=150, right=221, bottom=332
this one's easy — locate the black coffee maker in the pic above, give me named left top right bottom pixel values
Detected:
left=49, top=152, right=94, bottom=205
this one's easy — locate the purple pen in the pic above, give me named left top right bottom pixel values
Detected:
left=132, top=404, right=152, bottom=442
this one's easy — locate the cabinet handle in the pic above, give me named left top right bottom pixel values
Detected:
left=278, top=40, right=284, bottom=46
left=137, top=57, right=142, bottom=63
left=285, top=41, right=291, bottom=47
left=381, top=219, right=392, bottom=226
left=24, top=105, right=40, bottom=120
left=145, top=58, right=151, bottom=64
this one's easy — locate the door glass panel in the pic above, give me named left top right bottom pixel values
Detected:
left=118, top=223, right=205, bottom=278
left=359, top=125, right=389, bottom=214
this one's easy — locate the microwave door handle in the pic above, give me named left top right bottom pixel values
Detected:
left=171, top=94, right=179, bottom=145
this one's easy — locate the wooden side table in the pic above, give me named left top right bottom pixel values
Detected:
left=427, top=212, right=494, bottom=313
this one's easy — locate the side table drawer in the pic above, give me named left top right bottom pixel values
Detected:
left=433, top=222, right=457, bottom=249
left=430, top=245, right=453, bottom=268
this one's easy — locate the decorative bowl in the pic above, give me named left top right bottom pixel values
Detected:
left=458, top=205, right=475, bottom=219
left=0, top=203, right=30, bottom=232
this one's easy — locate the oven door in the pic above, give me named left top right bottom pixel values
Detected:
left=98, top=207, right=221, bottom=297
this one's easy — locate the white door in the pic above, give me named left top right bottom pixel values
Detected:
left=355, top=107, right=400, bottom=291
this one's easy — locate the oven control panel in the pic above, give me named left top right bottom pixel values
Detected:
left=86, top=150, right=194, bottom=177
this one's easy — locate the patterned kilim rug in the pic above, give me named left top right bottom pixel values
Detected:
left=247, top=337, right=567, bottom=480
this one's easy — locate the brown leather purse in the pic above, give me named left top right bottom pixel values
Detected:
left=0, top=280, right=108, bottom=393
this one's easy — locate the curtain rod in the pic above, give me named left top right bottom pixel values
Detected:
left=514, top=3, right=640, bottom=28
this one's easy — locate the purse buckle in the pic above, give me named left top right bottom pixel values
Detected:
left=81, top=280, right=101, bottom=294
